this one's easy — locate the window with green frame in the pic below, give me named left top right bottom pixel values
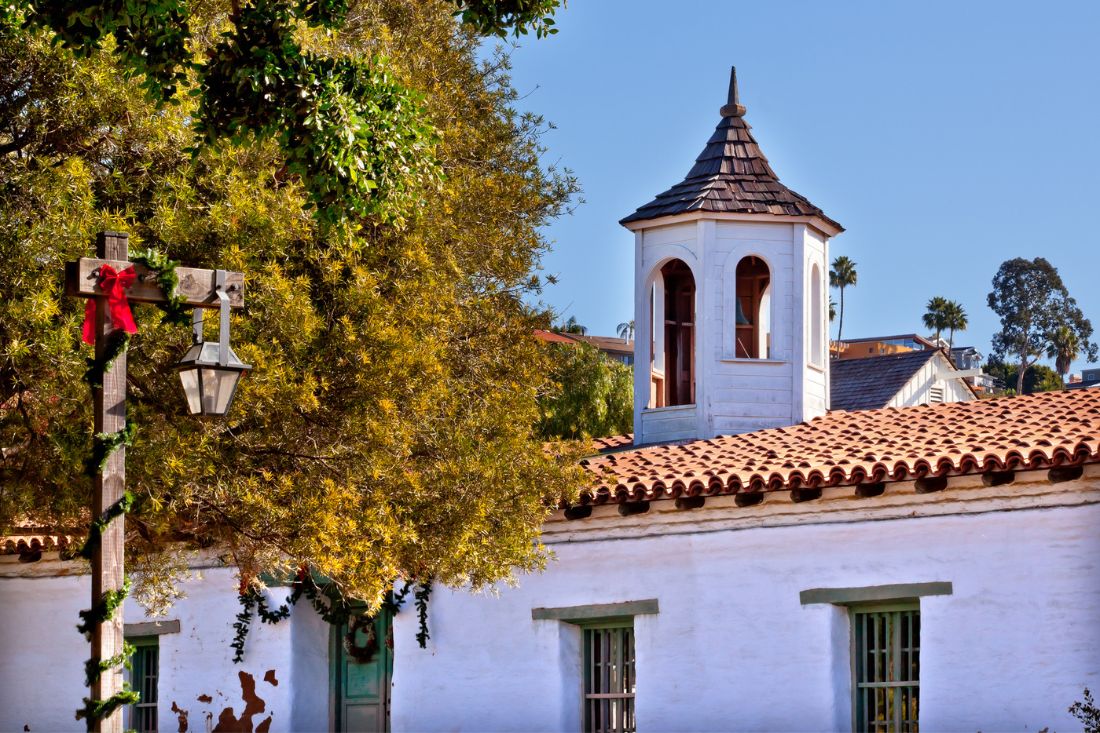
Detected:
left=582, top=620, right=636, bottom=733
left=125, top=636, right=159, bottom=733
left=851, top=603, right=920, bottom=733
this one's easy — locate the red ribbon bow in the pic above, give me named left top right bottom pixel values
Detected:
left=81, top=264, right=139, bottom=345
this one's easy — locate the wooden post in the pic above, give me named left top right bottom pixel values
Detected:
left=65, top=235, right=245, bottom=727
left=92, top=231, right=128, bottom=733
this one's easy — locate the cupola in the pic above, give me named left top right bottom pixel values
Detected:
left=622, top=67, right=842, bottom=445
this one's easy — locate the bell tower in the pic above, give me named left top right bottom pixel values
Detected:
left=621, top=68, right=843, bottom=445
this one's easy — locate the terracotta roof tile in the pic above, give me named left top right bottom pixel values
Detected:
left=578, top=389, right=1100, bottom=505
left=1, top=531, right=75, bottom=558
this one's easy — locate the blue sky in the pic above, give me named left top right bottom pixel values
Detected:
left=493, top=0, right=1100, bottom=373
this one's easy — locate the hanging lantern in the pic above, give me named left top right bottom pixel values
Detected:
left=176, top=270, right=251, bottom=416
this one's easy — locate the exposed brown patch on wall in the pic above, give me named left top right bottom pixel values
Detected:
left=197, top=694, right=213, bottom=703
left=211, top=671, right=267, bottom=733
left=263, top=670, right=279, bottom=687
left=256, top=717, right=273, bottom=733
left=170, top=701, right=189, bottom=732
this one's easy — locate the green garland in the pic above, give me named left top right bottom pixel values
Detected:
left=230, top=571, right=426, bottom=664
left=76, top=327, right=139, bottom=727
left=82, top=331, right=130, bottom=390
left=77, top=492, right=135, bottom=562
left=84, top=641, right=135, bottom=686
left=130, top=248, right=191, bottom=327
left=75, top=573, right=140, bottom=729
left=77, top=576, right=132, bottom=635
left=83, top=421, right=137, bottom=479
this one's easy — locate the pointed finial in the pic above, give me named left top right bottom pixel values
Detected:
left=720, top=66, right=747, bottom=118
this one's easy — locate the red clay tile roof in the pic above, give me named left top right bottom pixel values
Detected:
left=579, top=388, right=1100, bottom=505
left=620, top=68, right=841, bottom=232
left=1, top=531, right=75, bottom=557
left=592, top=433, right=635, bottom=454
left=534, top=329, right=581, bottom=345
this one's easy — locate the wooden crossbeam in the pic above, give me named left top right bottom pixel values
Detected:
left=65, top=257, right=244, bottom=309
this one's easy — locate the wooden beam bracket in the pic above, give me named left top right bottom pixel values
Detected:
left=65, top=258, right=245, bottom=309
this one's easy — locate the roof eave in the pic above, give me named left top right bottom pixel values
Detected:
left=620, top=210, right=844, bottom=238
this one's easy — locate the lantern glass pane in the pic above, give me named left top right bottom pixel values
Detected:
left=200, top=367, right=242, bottom=415
left=178, top=368, right=203, bottom=415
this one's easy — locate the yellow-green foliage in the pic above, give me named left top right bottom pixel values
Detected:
left=0, top=0, right=589, bottom=610
left=539, top=343, right=634, bottom=441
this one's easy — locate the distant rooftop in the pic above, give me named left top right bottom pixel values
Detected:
left=830, top=350, right=938, bottom=411
left=571, top=335, right=633, bottom=356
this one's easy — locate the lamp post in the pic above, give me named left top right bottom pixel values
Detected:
left=65, top=232, right=247, bottom=732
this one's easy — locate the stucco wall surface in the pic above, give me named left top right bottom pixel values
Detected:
left=391, top=503, right=1100, bottom=732
left=0, top=565, right=330, bottom=732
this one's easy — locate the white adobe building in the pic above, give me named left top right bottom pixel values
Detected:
left=3, top=68, right=1100, bottom=733
left=389, top=69, right=1100, bottom=733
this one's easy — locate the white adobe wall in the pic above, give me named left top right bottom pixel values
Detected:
left=0, top=564, right=330, bottom=732
left=633, top=216, right=831, bottom=443
left=391, top=492, right=1100, bottom=732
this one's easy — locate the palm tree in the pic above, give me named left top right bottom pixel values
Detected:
left=922, top=296, right=950, bottom=344
left=1047, top=324, right=1080, bottom=385
left=829, top=297, right=837, bottom=323
left=616, top=320, right=635, bottom=341
left=942, top=300, right=968, bottom=348
left=829, top=256, right=858, bottom=345
left=558, top=316, right=587, bottom=335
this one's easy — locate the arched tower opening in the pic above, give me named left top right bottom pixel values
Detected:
left=810, top=263, right=824, bottom=366
left=735, top=256, right=771, bottom=359
left=652, top=259, right=695, bottom=407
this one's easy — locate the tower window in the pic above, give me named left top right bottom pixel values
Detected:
left=661, top=259, right=695, bottom=406
left=735, top=256, right=771, bottom=359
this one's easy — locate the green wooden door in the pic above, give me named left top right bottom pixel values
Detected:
left=332, top=611, right=393, bottom=732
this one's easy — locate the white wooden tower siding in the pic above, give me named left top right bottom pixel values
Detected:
left=621, top=68, right=843, bottom=444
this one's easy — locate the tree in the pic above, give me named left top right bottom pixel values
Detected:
left=984, top=359, right=1063, bottom=395
left=1047, top=324, right=1081, bottom=385
left=829, top=255, right=857, bottom=344
left=829, top=297, right=837, bottom=323
left=616, top=320, right=635, bottom=341
left=8, top=0, right=561, bottom=226
left=988, top=257, right=1097, bottom=395
left=0, top=0, right=587, bottom=612
left=557, top=316, right=587, bottom=335
left=922, top=296, right=950, bottom=343
left=1069, top=688, right=1100, bottom=733
left=538, top=342, right=633, bottom=440
left=942, top=300, right=968, bottom=347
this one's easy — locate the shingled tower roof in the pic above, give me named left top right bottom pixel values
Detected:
left=621, top=68, right=842, bottom=231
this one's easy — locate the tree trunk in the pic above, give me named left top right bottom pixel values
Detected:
left=1016, top=354, right=1027, bottom=395
left=837, top=287, right=845, bottom=345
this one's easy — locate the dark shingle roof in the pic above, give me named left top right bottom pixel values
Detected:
left=621, top=68, right=842, bottom=231
left=830, top=350, right=939, bottom=411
